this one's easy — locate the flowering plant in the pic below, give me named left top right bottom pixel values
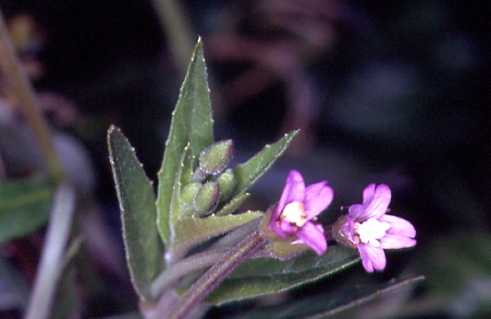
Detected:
left=333, top=183, right=417, bottom=272
left=266, top=169, right=332, bottom=255
left=106, top=39, right=421, bottom=319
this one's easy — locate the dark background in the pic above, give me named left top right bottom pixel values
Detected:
left=0, top=0, right=489, bottom=318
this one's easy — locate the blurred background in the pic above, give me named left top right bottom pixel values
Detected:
left=0, top=0, right=489, bottom=318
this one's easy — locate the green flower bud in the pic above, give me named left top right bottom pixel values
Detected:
left=181, top=182, right=201, bottom=203
left=193, top=181, right=220, bottom=216
left=199, top=140, right=234, bottom=176
left=180, top=183, right=202, bottom=217
left=217, top=168, right=236, bottom=200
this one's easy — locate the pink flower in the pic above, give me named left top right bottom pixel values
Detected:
left=267, top=170, right=333, bottom=255
left=338, top=184, right=416, bottom=272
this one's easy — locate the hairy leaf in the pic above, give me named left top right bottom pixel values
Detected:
left=167, top=144, right=193, bottom=244
left=234, top=276, right=424, bottom=319
left=108, top=126, right=162, bottom=301
left=223, top=131, right=298, bottom=216
left=173, top=211, right=263, bottom=257
left=207, top=246, right=360, bottom=305
left=215, top=193, right=250, bottom=216
left=157, top=38, right=214, bottom=244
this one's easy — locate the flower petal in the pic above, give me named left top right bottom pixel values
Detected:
left=380, top=233, right=416, bottom=249
left=339, top=217, right=356, bottom=244
left=349, top=184, right=391, bottom=221
left=277, top=170, right=305, bottom=216
left=381, top=214, right=416, bottom=238
left=358, top=243, right=386, bottom=272
left=304, top=182, right=333, bottom=219
left=268, top=211, right=287, bottom=238
left=278, top=220, right=297, bottom=235
left=294, top=222, right=327, bottom=255
left=362, top=183, right=377, bottom=204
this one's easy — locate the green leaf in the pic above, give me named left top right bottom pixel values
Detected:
left=233, top=276, right=425, bottom=319
left=215, top=193, right=250, bottom=216
left=157, top=38, right=214, bottom=244
left=108, top=126, right=163, bottom=302
left=206, top=246, right=359, bottom=305
left=227, top=131, right=298, bottom=214
left=0, top=176, right=53, bottom=244
left=167, top=144, right=195, bottom=255
left=173, top=211, right=263, bottom=257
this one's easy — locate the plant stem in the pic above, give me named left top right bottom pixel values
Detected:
left=0, top=10, right=64, bottom=184
left=166, top=230, right=266, bottom=319
left=24, top=183, right=76, bottom=319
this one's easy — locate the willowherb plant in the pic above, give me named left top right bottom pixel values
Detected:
left=107, top=38, right=421, bottom=319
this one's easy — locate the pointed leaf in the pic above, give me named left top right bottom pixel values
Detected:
left=206, top=246, right=359, bottom=305
left=0, top=176, right=52, bottom=244
left=231, top=131, right=298, bottom=205
left=234, top=276, right=424, bottom=319
left=108, top=126, right=162, bottom=301
left=157, top=38, right=214, bottom=244
left=173, top=211, right=263, bottom=257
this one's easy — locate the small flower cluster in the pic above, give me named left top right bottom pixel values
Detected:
left=267, top=170, right=416, bottom=272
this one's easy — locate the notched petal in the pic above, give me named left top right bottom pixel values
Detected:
left=361, top=183, right=377, bottom=204
left=358, top=243, right=386, bottom=272
left=380, top=233, right=416, bottom=249
left=363, top=184, right=391, bottom=220
left=381, top=214, right=416, bottom=238
left=277, top=170, right=305, bottom=213
left=304, top=182, right=333, bottom=219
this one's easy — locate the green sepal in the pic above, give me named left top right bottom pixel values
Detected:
left=193, top=181, right=220, bottom=216
left=199, top=139, right=234, bottom=176
left=216, top=169, right=236, bottom=201
left=255, top=239, right=310, bottom=260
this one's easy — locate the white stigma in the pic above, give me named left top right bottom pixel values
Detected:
left=281, top=202, right=307, bottom=227
left=356, top=218, right=391, bottom=247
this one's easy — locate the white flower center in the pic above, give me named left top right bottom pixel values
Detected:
left=280, top=202, right=307, bottom=227
left=354, top=218, right=391, bottom=247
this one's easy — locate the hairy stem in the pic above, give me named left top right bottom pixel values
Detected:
left=166, top=230, right=266, bottom=319
left=150, top=249, right=227, bottom=300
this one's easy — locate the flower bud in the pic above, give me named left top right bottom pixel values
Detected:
left=193, top=181, right=220, bottom=216
left=217, top=168, right=236, bottom=200
left=181, top=182, right=201, bottom=203
left=198, top=140, right=234, bottom=176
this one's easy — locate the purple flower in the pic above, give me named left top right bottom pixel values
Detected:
left=338, top=184, right=416, bottom=272
left=267, top=170, right=333, bottom=255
